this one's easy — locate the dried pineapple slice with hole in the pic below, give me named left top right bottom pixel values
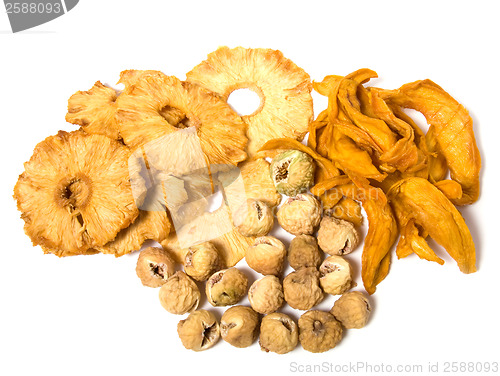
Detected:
left=14, top=130, right=140, bottom=255
left=186, top=46, right=314, bottom=156
left=116, top=70, right=248, bottom=169
left=66, top=81, right=121, bottom=140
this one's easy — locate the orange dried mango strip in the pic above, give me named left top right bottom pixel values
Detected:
left=396, top=219, right=445, bottom=265
left=329, top=197, right=363, bottom=226
left=383, top=80, right=481, bottom=205
left=388, top=177, right=476, bottom=274
left=425, top=126, right=448, bottom=183
left=434, top=180, right=463, bottom=201
left=327, top=124, right=386, bottom=181
left=366, top=88, right=421, bottom=173
left=338, top=78, right=396, bottom=154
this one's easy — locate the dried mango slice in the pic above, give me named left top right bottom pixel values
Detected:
left=388, top=177, right=476, bottom=274
left=186, top=46, right=314, bottom=156
left=327, top=124, right=385, bottom=181
left=337, top=78, right=397, bottom=155
left=425, top=126, right=448, bottom=183
left=327, top=197, right=363, bottom=226
left=434, top=180, right=463, bottom=201
left=383, top=80, right=481, bottom=205
left=365, top=88, right=421, bottom=173
left=14, top=130, right=139, bottom=255
left=311, top=74, right=386, bottom=181
left=116, top=72, right=248, bottom=169
left=396, top=219, right=445, bottom=265
left=337, top=184, right=398, bottom=294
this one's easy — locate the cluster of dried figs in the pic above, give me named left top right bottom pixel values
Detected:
left=135, top=186, right=372, bottom=354
left=14, top=45, right=481, bottom=353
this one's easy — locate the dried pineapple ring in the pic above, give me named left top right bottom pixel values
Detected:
left=65, top=71, right=158, bottom=140
left=66, top=81, right=121, bottom=140
left=14, top=130, right=139, bottom=255
left=116, top=70, right=248, bottom=168
left=186, top=46, right=314, bottom=156
left=41, top=245, right=99, bottom=258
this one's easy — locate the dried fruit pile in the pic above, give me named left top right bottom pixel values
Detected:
left=14, top=47, right=481, bottom=353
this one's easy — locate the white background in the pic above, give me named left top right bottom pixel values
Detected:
left=1, top=1, right=499, bottom=375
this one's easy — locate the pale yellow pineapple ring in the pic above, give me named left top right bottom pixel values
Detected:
left=186, top=46, right=314, bottom=156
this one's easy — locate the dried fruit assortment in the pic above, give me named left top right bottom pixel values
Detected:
left=257, top=68, right=480, bottom=294
left=14, top=46, right=481, bottom=354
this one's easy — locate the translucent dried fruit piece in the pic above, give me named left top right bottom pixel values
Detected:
left=160, top=161, right=253, bottom=264
left=383, top=79, right=481, bottom=205
left=388, top=177, right=476, bottom=274
left=66, top=81, right=121, bottom=140
left=187, top=46, right=313, bottom=156
left=165, top=203, right=255, bottom=267
left=337, top=77, right=397, bottom=156
left=396, top=219, right=445, bottom=265
left=326, top=123, right=386, bottom=181
left=116, top=71, right=248, bottom=168
left=363, top=88, right=421, bottom=173
left=96, top=167, right=171, bottom=256
left=14, top=130, right=139, bottom=255
left=425, top=126, right=447, bottom=182
left=434, top=179, right=463, bottom=201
